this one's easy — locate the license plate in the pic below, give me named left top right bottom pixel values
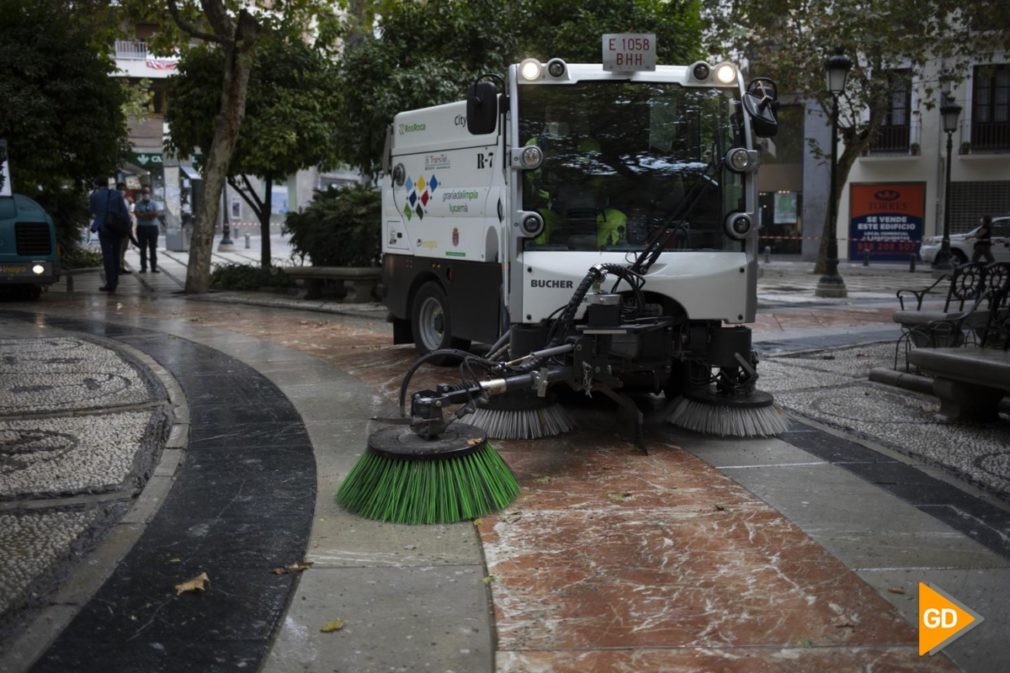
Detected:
left=0, top=265, right=27, bottom=274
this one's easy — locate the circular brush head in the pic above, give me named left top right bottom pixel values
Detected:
left=667, top=388, right=790, bottom=438
left=336, top=423, right=519, bottom=524
left=469, top=392, right=576, bottom=440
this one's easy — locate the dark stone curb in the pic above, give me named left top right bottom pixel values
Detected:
left=1, top=312, right=316, bottom=673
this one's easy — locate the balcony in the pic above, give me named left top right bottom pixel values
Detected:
left=969, top=121, right=1010, bottom=152
left=867, top=124, right=911, bottom=153
left=115, top=40, right=149, bottom=60
left=113, top=40, right=178, bottom=78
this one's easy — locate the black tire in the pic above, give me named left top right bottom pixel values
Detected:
left=951, top=249, right=968, bottom=265
left=410, top=282, right=470, bottom=363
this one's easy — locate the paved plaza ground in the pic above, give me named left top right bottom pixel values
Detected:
left=0, top=239, right=1008, bottom=672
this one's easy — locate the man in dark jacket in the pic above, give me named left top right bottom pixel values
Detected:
left=89, top=177, right=131, bottom=292
left=973, top=215, right=994, bottom=264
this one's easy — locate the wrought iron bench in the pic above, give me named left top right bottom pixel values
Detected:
left=892, top=262, right=1009, bottom=369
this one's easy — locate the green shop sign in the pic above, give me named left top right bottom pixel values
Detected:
left=130, top=152, right=164, bottom=167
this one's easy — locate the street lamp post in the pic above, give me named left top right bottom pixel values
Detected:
left=933, top=95, right=962, bottom=269
left=816, top=47, right=852, bottom=298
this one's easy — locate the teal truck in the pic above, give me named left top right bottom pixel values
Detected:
left=0, top=193, right=60, bottom=300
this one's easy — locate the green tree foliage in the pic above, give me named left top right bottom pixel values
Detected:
left=334, top=0, right=703, bottom=177
left=704, top=0, right=1010, bottom=271
left=166, top=37, right=341, bottom=266
left=284, top=185, right=381, bottom=267
left=0, top=0, right=129, bottom=249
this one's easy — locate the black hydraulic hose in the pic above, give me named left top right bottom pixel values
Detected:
left=397, top=348, right=494, bottom=416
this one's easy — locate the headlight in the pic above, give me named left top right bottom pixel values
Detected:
left=724, top=213, right=753, bottom=240
left=546, top=58, right=567, bottom=78
left=725, top=148, right=760, bottom=173
left=520, top=59, right=543, bottom=81
left=32, top=264, right=45, bottom=275
left=691, top=61, right=711, bottom=81
left=519, top=212, right=545, bottom=238
left=519, top=145, right=544, bottom=170
left=715, top=63, right=737, bottom=84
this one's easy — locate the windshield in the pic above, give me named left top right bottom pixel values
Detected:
left=518, top=82, right=745, bottom=252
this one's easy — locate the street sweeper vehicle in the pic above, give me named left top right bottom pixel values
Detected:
left=379, top=42, right=785, bottom=438
left=341, top=41, right=788, bottom=525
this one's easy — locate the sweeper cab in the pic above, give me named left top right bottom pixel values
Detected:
left=380, top=38, right=787, bottom=445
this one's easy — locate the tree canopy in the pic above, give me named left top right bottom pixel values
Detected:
left=333, top=0, right=704, bottom=177
left=0, top=0, right=129, bottom=244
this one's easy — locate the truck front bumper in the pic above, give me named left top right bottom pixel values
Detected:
left=0, top=260, right=58, bottom=285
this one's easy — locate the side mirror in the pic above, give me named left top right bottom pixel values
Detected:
left=743, top=77, right=779, bottom=138
left=467, top=81, right=499, bottom=135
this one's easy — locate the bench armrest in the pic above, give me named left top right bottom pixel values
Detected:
left=896, top=274, right=950, bottom=310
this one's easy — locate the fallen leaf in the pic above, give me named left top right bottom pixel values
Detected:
left=607, top=492, right=632, bottom=502
left=887, top=586, right=906, bottom=595
left=472, top=518, right=483, bottom=527
left=271, top=561, right=314, bottom=575
left=798, top=639, right=814, bottom=648
left=714, top=504, right=727, bottom=511
left=466, top=437, right=482, bottom=446
left=830, top=615, right=856, bottom=629
left=320, top=619, right=346, bottom=633
left=481, top=575, right=496, bottom=585
left=174, top=572, right=209, bottom=596
left=534, top=476, right=552, bottom=484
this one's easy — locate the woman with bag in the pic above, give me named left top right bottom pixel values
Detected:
left=88, top=177, right=132, bottom=293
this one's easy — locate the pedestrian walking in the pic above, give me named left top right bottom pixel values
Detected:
left=134, top=187, right=162, bottom=273
left=89, top=177, right=131, bottom=293
left=972, top=215, right=994, bottom=264
left=116, top=182, right=134, bottom=273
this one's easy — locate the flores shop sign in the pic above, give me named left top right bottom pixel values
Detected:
left=849, top=183, right=925, bottom=261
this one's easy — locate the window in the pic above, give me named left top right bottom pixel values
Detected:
left=972, top=63, right=1010, bottom=150
left=869, top=70, right=911, bottom=152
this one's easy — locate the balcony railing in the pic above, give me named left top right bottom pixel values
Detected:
left=970, top=121, right=1010, bottom=151
left=115, top=40, right=149, bottom=60
left=868, top=124, right=911, bottom=153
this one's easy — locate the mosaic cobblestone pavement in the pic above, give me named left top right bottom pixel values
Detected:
left=763, top=343, right=1010, bottom=499
left=0, top=335, right=168, bottom=636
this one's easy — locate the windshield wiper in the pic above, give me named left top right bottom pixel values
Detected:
left=629, top=152, right=721, bottom=275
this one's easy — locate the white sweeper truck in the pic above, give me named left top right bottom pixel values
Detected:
left=377, top=36, right=787, bottom=447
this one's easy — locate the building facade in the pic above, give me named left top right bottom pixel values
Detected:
left=758, top=54, right=1010, bottom=261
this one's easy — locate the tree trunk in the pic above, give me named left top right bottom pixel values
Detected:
left=260, top=177, right=272, bottom=269
left=185, top=15, right=259, bottom=293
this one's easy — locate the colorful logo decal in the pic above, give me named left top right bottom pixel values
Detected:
left=403, top=174, right=439, bottom=221
left=452, top=227, right=459, bottom=246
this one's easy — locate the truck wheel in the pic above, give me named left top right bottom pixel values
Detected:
left=411, top=282, right=470, bottom=363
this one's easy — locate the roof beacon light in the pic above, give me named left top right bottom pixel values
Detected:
left=715, top=63, right=737, bottom=84
left=520, top=59, right=543, bottom=81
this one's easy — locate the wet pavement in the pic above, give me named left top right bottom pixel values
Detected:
left=0, top=244, right=1008, bottom=673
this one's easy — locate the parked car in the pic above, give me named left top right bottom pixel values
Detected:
left=920, top=215, right=1010, bottom=265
